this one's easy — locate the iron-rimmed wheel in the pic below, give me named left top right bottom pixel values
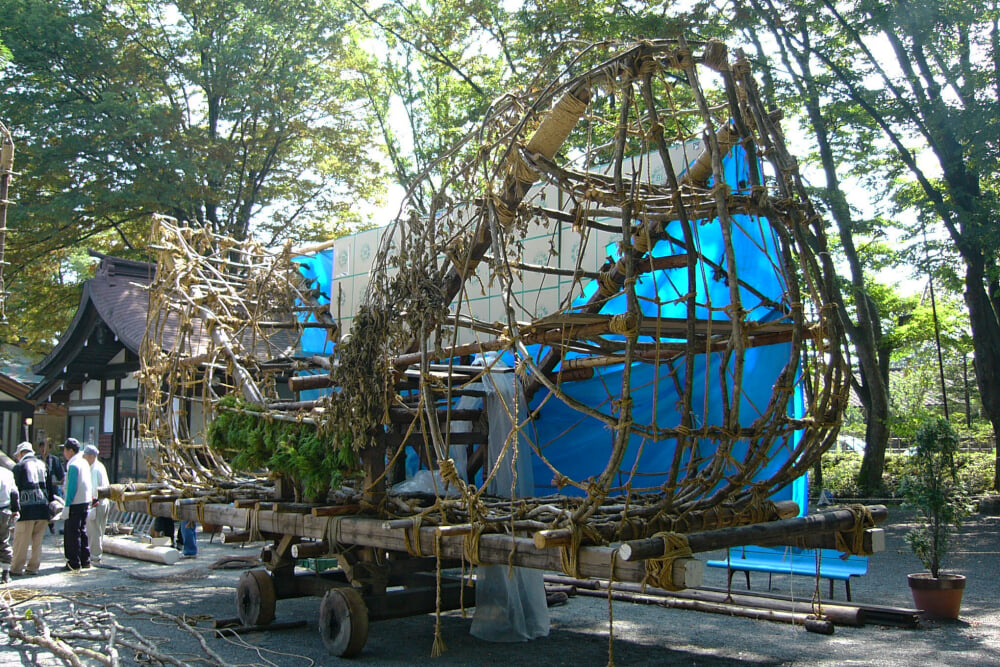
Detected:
left=236, top=569, right=276, bottom=626
left=318, top=586, right=369, bottom=657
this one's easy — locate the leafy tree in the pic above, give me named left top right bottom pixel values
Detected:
left=724, top=0, right=895, bottom=493
left=825, top=0, right=1000, bottom=490
left=726, top=0, right=1000, bottom=490
left=0, top=0, right=387, bottom=348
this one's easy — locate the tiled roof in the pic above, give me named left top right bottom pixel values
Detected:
left=28, top=254, right=156, bottom=400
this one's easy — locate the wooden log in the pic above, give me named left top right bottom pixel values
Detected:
left=543, top=575, right=862, bottom=626
left=436, top=524, right=474, bottom=537
left=268, top=400, right=325, bottom=411
left=233, top=499, right=260, bottom=509
left=759, top=527, right=886, bottom=554
left=545, top=367, right=595, bottom=383
left=288, top=373, right=333, bottom=392
left=102, top=536, right=180, bottom=565
left=122, top=500, right=655, bottom=583
left=291, top=541, right=330, bottom=559
left=260, top=503, right=314, bottom=514
left=536, top=499, right=800, bottom=545
left=533, top=529, right=574, bottom=549
left=575, top=586, right=818, bottom=627
left=312, top=505, right=362, bottom=517
left=619, top=506, right=888, bottom=561
left=222, top=532, right=253, bottom=544
left=695, top=584, right=920, bottom=628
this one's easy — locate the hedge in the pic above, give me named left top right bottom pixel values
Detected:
left=810, top=451, right=996, bottom=499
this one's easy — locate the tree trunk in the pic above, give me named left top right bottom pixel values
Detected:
left=964, top=258, right=1000, bottom=490
left=858, top=400, right=891, bottom=495
left=772, top=16, right=893, bottom=496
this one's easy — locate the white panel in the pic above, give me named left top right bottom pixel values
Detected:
left=81, top=380, right=101, bottom=400
left=334, top=239, right=352, bottom=278
left=354, top=230, right=378, bottom=278
left=109, top=349, right=126, bottom=364
left=189, top=400, right=206, bottom=444
left=121, top=374, right=139, bottom=390
left=103, top=397, right=114, bottom=432
left=466, top=296, right=491, bottom=324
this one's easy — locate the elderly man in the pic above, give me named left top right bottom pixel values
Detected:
left=61, top=438, right=93, bottom=571
left=0, top=451, right=19, bottom=584
left=11, top=442, right=53, bottom=577
left=82, top=445, right=110, bottom=563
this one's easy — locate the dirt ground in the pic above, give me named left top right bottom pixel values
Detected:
left=1, top=505, right=998, bottom=666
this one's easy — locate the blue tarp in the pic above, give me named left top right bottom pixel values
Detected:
left=523, top=144, right=806, bottom=508
left=292, top=250, right=336, bottom=403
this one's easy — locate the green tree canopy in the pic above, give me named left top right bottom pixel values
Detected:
left=0, top=0, right=387, bottom=350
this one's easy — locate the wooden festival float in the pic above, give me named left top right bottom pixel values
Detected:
left=112, top=39, right=886, bottom=656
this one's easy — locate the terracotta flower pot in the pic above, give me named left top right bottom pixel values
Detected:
left=907, top=572, right=966, bottom=620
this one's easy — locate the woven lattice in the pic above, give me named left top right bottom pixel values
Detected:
left=139, top=39, right=848, bottom=543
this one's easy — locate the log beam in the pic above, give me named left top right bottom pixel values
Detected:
left=619, top=505, right=888, bottom=561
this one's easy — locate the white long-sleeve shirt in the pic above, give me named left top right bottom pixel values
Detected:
left=90, top=459, right=109, bottom=491
left=63, top=453, right=93, bottom=506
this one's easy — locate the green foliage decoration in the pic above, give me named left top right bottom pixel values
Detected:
left=207, top=395, right=359, bottom=502
left=901, top=417, right=973, bottom=578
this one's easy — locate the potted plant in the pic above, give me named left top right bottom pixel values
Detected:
left=901, top=417, right=972, bottom=620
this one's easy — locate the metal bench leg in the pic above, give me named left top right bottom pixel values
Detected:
left=829, top=578, right=834, bottom=599
left=744, top=571, right=751, bottom=590
left=845, top=579, right=851, bottom=602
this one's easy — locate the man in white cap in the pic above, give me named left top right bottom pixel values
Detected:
left=61, top=438, right=92, bottom=571
left=0, top=448, right=19, bottom=584
left=11, top=442, right=54, bottom=577
left=82, top=445, right=110, bottom=563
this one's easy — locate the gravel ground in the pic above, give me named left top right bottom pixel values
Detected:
left=1, top=505, right=998, bottom=666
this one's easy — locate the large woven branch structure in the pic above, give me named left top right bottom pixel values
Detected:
left=139, top=39, right=849, bottom=549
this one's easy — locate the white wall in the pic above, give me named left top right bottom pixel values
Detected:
left=330, top=144, right=698, bottom=342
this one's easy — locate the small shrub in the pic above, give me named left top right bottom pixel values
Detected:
left=901, top=417, right=973, bottom=577
left=813, top=453, right=862, bottom=498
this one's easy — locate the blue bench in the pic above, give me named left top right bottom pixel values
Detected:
left=706, top=545, right=868, bottom=601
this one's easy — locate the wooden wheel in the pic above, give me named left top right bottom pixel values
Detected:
left=318, top=586, right=369, bottom=658
left=236, top=569, right=276, bottom=626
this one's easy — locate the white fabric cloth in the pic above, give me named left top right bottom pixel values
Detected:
left=469, top=361, right=549, bottom=642
left=0, top=467, right=16, bottom=509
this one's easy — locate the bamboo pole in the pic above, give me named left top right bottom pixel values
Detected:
left=572, top=586, right=842, bottom=630
left=543, top=574, right=863, bottom=626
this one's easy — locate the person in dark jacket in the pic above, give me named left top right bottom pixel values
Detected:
left=11, top=442, right=55, bottom=576
left=39, top=439, right=65, bottom=535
